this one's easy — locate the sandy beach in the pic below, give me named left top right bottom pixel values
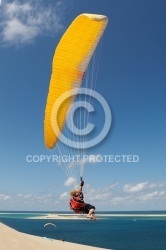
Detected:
left=28, top=213, right=88, bottom=220
left=0, top=222, right=110, bottom=250
left=27, top=213, right=166, bottom=220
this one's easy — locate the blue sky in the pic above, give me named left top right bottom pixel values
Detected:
left=0, top=0, right=166, bottom=211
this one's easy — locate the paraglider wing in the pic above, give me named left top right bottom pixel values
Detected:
left=44, top=223, right=56, bottom=228
left=44, top=13, right=108, bottom=149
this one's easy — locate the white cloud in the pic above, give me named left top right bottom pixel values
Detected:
left=64, top=177, right=77, bottom=187
left=82, top=183, right=119, bottom=203
left=22, top=193, right=32, bottom=199
left=60, top=192, right=68, bottom=200
left=139, top=191, right=165, bottom=201
left=0, top=194, right=11, bottom=201
left=5, top=1, right=31, bottom=16
left=0, top=0, right=64, bottom=45
left=123, top=181, right=149, bottom=193
left=0, top=191, right=59, bottom=210
left=110, top=196, right=130, bottom=205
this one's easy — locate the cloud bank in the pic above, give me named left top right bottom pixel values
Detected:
left=1, top=181, right=166, bottom=210
left=0, top=0, right=64, bottom=45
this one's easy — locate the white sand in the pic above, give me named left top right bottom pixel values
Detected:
left=28, top=213, right=87, bottom=220
left=27, top=213, right=166, bottom=220
left=0, top=222, right=110, bottom=250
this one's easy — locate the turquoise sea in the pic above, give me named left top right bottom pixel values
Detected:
left=0, top=211, right=166, bottom=250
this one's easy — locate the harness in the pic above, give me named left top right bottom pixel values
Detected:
left=69, top=197, right=85, bottom=213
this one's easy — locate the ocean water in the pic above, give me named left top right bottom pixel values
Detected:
left=0, top=211, right=166, bottom=250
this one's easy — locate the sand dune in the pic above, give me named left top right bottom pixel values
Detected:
left=0, top=222, right=110, bottom=250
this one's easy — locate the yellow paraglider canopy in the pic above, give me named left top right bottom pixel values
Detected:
left=44, top=13, right=108, bottom=149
